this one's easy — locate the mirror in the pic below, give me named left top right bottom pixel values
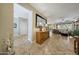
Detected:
left=36, top=14, right=47, bottom=27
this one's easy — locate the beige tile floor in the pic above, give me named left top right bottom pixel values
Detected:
left=13, top=33, right=76, bottom=55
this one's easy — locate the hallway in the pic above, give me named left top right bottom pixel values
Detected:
left=0, top=3, right=78, bottom=55
left=14, top=33, right=75, bottom=55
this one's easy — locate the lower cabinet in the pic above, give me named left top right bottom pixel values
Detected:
left=36, top=31, right=49, bottom=44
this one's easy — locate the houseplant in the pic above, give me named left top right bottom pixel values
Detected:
left=72, top=29, right=79, bottom=36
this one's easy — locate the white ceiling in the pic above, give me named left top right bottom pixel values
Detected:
left=30, top=3, right=79, bottom=24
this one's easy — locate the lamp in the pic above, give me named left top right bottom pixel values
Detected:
left=45, top=24, right=48, bottom=30
left=38, top=22, right=42, bottom=31
left=45, top=24, right=48, bottom=27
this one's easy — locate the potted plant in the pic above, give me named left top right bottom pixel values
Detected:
left=72, top=29, right=79, bottom=37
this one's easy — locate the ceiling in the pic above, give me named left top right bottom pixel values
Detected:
left=30, top=3, right=79, bottom=24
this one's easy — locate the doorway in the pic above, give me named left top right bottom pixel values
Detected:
left=13, top=4, right=33, bottom=54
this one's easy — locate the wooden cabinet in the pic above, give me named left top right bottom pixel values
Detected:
left=36, top=31, right=49, bottom=44
left=74, top=37, right=79, bottom=55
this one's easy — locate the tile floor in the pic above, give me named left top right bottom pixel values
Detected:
left=13, top=33, right=76, bottom=55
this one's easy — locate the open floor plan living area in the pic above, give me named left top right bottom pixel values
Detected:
left=0, top=3, right=79, bottom=55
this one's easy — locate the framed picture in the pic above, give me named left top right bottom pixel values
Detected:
left=36, top=14, right=47, bottom=27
